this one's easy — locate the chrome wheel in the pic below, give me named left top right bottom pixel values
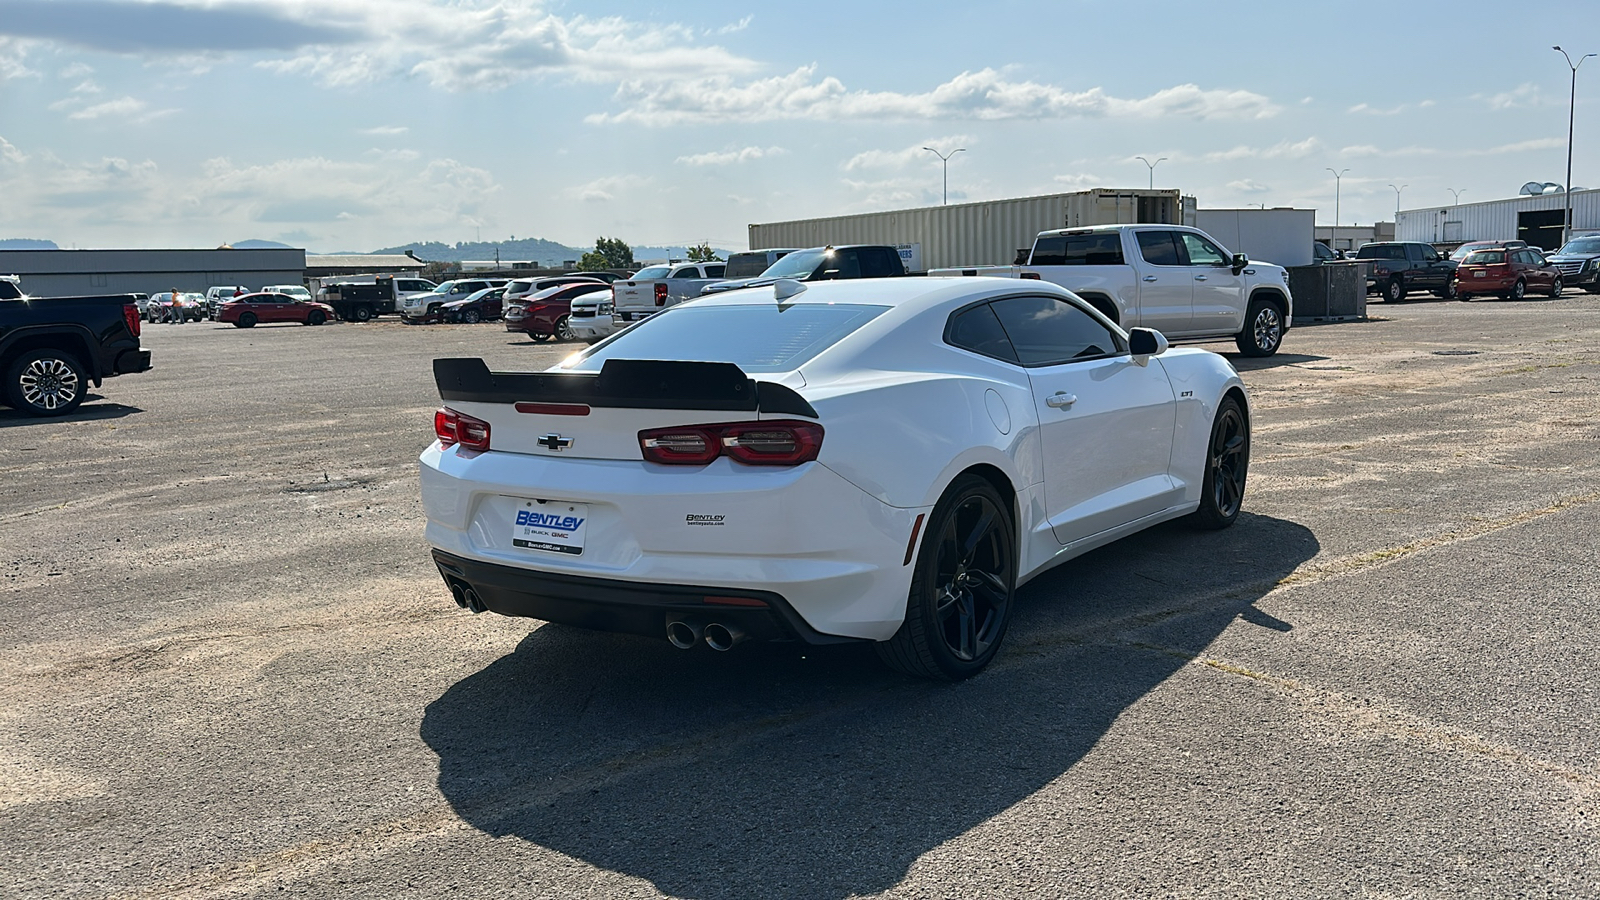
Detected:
left=1252, top=306, right=1282, bottom=353
left=19, top=357, right=79, bottom=411
left=1551, top=277, right=1563, bottom=298
left=1511, top=279, right=1526, bottom=301
left=556, top=315, right=575, bottom=342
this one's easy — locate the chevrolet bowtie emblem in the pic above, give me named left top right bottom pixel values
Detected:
left=537, top=434, right=574, bottom=451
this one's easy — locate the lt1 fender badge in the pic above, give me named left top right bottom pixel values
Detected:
left=538, top=434, right=574, bottom=451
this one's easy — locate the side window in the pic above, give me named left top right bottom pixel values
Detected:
left=946, top=303, right=1018, bottom=363
left=1179, top=233, right=1228, bottom=266
left=1030, top=235, right=1068, bottom=266
left=860, top=249, right=898, bottom=277
left=670, top=268, right=694, bottom=279
left=1389, top=246, right=1408, bottom=261
left=1421, top=245, right=1440, bottom=262
left=705, top=265, right=725, bottom=278
left=1135, top=231, right=1183, bottom=267
left=828, top=251, right=863, bottom=279
left=989, top=295, right=1126, bottom=366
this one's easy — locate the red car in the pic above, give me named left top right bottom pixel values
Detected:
left=1453, top=247, right=1563, bottom=300
left=219, top=292, right=338, bottom=327
left=503, top=282, right=611, bottom=342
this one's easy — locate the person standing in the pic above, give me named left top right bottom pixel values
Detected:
left=169, top=288, right=185, bottom=324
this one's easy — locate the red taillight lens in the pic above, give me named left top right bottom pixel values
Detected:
left=435, top=407, right=491, bottom=451
left=123, top=303, right=141, bottom=338
left=654, top=283, right=668, bottom=306
left=1020, top=272, right=1041, bottom=280
left=639, top=420, right=823, bottom=466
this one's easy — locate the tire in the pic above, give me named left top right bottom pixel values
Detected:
left=530, top=332, right=552, bottom=343
left=1509, top=279, right=1526, bottom=301
left=1234, top=296, right=1284, bottom=357
left=352, top=304, right=374, bottom=322
left=238, top=312, right=257, bottom=328
left=462, top=309, right=482, bottom=324
left=556, top=315, right=575, bottom=342
left=1437, top=280, right=1458, bottom=300
left=307, top=310, right=326, bottom=326
left=5, top=349, right=88, bottom=417
left=1550, top=276, right=1563, bottom=298
left=877, top=474, right=1016, bottom=681
left=1385, top=278, right=1406, bottom=303
left=1189, top=396, right=1250, bottom=530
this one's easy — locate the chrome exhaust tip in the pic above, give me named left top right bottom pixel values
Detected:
left=665, top=618, right=703, bottom=650
left=703, top=622, right=745, bottom=652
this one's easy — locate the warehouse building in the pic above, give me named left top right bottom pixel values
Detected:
left=1397, top=189, right=1600, bottom=250
left=0, top=247, right=307, bottom=297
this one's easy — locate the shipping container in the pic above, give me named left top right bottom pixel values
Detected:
left=1193, top=208, right=1316, bottom=267
left=1397, top=188, right=1600, bottom=251
left=748, top=189, right=1183, bottom=272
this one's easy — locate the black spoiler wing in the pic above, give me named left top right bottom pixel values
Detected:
left=433, top=357, right=818, bottom=418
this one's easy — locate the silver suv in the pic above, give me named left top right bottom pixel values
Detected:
left=400, top=278, right=508, bottom=322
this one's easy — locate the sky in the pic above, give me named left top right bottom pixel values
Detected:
left=0, top=0, right=1596, bottom=253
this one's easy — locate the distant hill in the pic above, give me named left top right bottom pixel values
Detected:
left=231, top=239, right=294, bottom=249
left=0, top=238, right=59, bottom=250
left=366, top=238, right=739, bottom=265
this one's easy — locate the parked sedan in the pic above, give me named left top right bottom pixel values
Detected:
left=218, top=292, right=337, bottom=327
left=1453, top=247, right=1563, bottom=300
left=566, top=291, right=616, bottom=343
left=441, top=287, right=505, bottom=324
left=423, top=277, right=1250, bottom=680
left=503, top=282, right=610, bottom=342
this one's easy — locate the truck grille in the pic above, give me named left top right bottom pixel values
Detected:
left=1553, top=260, right=1589, bottom=277
left=571, top=309, right=595, bottom=318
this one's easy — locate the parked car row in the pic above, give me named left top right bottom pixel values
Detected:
left=1355, top=237, right=1599, bottom=302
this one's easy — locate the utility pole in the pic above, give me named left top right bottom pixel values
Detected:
left=922, top=147, right=965, bottom=205
left=1326, top=167, right=1350, bottom=246
left=1135, top=156, right=1167, bottom=190
left=1447, top=188, right=1466, bottom=205
left=1554, top=46, right=1595, bottom=246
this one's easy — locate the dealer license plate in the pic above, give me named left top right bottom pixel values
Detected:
left=510, top=501, right=588, bottom=555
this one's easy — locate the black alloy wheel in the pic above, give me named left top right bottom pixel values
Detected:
left=1190, top=396, right=1250, bottom=530
left=462, top=309, right=482, bottom=324
left=1510, top=279, right=1526, bottom=301
left=5, top=349, right=87, bottom=417
left=238, top=312, right=257, bottom=328
left=556, top=315, right=575, bottom=342
left=1551, top=276, right=1564, bottom=297
left=1385, top=278, right=1406, bottom=302
left=878, top=474, right=1016, bottom=681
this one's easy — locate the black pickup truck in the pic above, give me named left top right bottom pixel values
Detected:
left=0, top=277, right=152, bottom=417
left=317, top=275, right=437, bottom=322
left=1354, top=241, right=1458, bottom=302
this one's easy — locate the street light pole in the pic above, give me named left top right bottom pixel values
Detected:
left=1554, top=46, right=1596, bottom=246
left=922, top=147, right=965, bottom=205
left=1388, top=183, right=1407, bottom=219
left=1326, top=167, right=1350, bottom=247
left=1135, top=156, right=1167, bottom=190
left=1447, top=188, right=1466, bottom=205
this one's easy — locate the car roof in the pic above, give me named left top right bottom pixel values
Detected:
left=681, top=274, right=1080, bottom=314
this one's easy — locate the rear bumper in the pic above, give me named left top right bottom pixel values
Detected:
left=115, top=349, right=152, bottom=375
left=431, top=549, right=854, bottom=644
left=1455, top=273, right=1515, bottom=294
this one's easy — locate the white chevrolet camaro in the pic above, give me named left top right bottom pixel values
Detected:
left=420, top=276, right=1250, bottom=680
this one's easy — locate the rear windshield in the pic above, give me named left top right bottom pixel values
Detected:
left=1450, top=243, right=1493, bottom=260
left=1031, top=232, right=1125, bottom=266
left=1355, top=245, right=1405, bottom=260
left=631, top=266, right=671, bottom=280
left=563, top=303, right=888, bottom=374
left=1463, top=250, right=1505, bottom=264
left=725, top=252, right=777, bottom=278
left=761, top=249, right=828, bottom=279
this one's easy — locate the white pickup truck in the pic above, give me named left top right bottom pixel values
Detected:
left=931, top=224, right=1293, bottom=356
left=611, top=262, right=727, bottom=325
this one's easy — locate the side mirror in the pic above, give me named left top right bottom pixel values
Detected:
left=1230, top=252, right=1248, bottom=273
left=1128, top=328, right=1168, bottom=366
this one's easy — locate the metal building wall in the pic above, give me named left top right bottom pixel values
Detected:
left=0, top=248, right=307, bottom=297
left=1397, top=189, right=1600, bottom=244
left=748, top=189, right=1182, bottom=271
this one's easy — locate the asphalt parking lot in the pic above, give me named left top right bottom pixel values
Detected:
left=3, top=297, right=1599, bottom=899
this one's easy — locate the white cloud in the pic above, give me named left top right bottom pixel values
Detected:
left=1348, top=101, right=1434, bottom=116
left=844, top=138, right=974, bottom=171
left=67, top=96, right=180, bottom=122
left=0, top=37, right=38, bottom=80
left=360, top=125, right=409, bottom=135
left=570, top=174, right=650, bottom=203
left=1051, top=172, right=1102, bottom=188
left=591, top=66, right=1280, bottom=125
left=840, top=176, right=947, bottom=210
left=0, top=135, right=26, bottom=165
left=364, top=148, right=421, bottom=161
left=1476, top=83, right=1543, bottom=110
left=675, top=145, right=786, bottom=166
left=715, top=15, right=753, bottom=35
left=1202, top=137, right=1319, bottom=162
left=1227, top=179, right=1271, bottom=194
left=59, top=62, right=95, bottom=79
left=1336, top=137, right=1565, bottom=160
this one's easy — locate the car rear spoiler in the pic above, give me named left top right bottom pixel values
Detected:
left=433, top=357, right=818, bottom=418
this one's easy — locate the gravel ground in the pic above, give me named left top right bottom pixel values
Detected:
left=2, top=296, right=1599, bottom=899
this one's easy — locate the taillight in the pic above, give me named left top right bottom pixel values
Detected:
left=654, top=283, right=668, bottom=306
left=434, top=407, right=491, bottom=451
left=639, top=420, right=823, bottom=466
left=1020, top=272, right=1041, bottom=280
left=123, top=303, right=141, bottom=338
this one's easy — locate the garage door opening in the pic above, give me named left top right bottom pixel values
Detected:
left=1517, top=209, right=1565, bottom=251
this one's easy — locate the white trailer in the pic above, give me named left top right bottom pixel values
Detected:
left=1193, top=208, right=1315, bottom=267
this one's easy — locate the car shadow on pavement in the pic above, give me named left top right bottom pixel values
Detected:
left=1219, top=352, right=1331, bottom=372
left=421, top=512, right=1317, bottom=899
left=0, top=398, right=143, bottom=426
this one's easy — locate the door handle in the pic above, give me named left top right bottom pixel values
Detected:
left=1046, top=392, right=1077, bottom=409
left=1143, top=275, right=1158, bottom=282
left=1194, top=274, right=1208, bottom=281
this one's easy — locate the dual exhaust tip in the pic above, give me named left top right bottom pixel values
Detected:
left=666, top=617, right=745, bottom=652
left=448, top=581, right=487, bottom=614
